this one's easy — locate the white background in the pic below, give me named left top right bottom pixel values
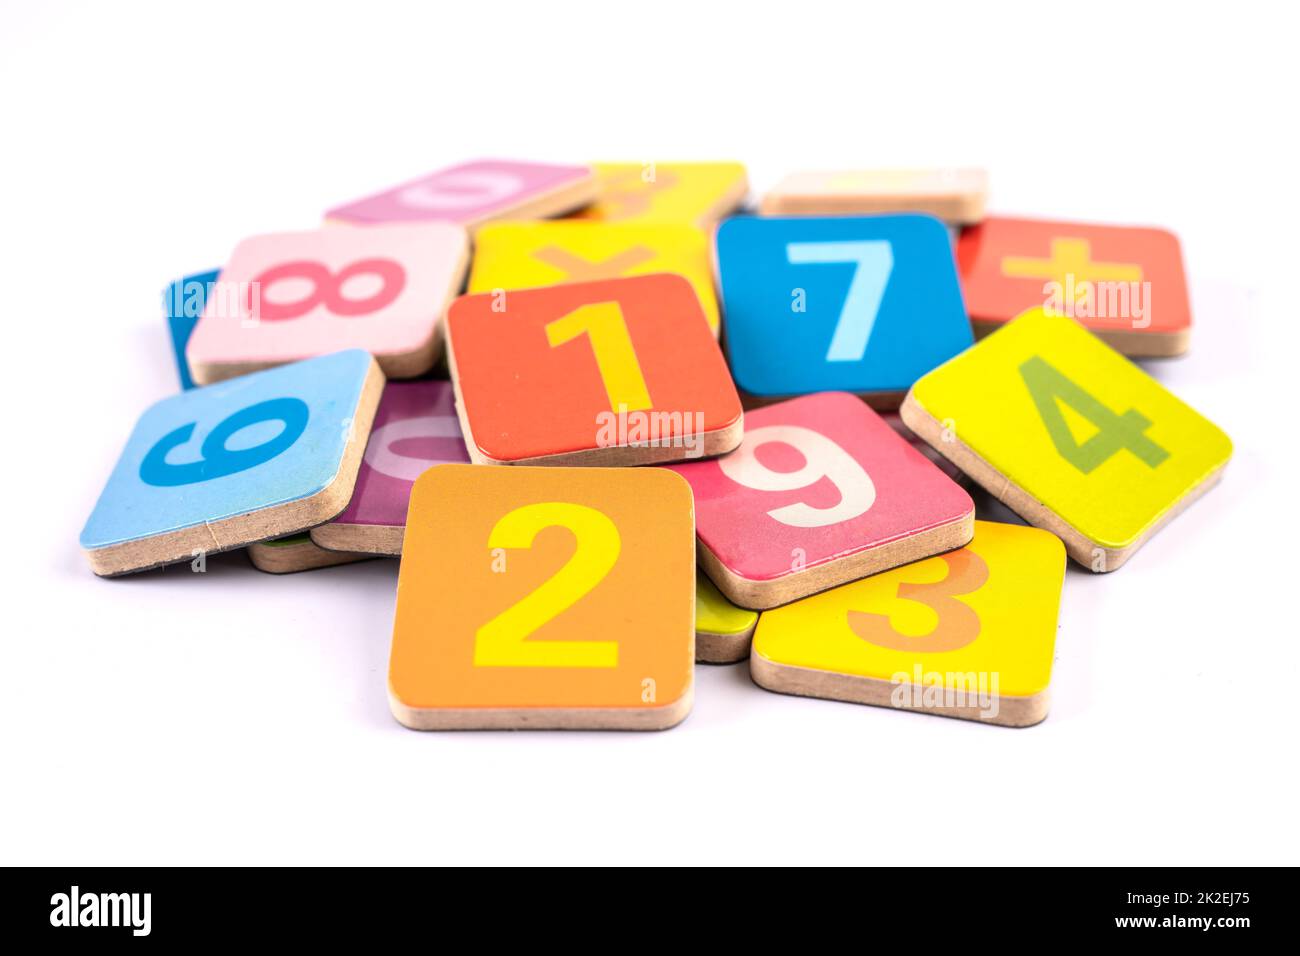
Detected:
left=2, top=0, right=1296, bottom=865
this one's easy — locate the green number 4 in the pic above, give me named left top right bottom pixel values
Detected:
left=1019, top=356, right=1169, bottom=473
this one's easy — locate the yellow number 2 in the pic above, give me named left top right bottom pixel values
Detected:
left=475, top=502, right=621, bottom=668
left=545, top=301, right=652, bottom=412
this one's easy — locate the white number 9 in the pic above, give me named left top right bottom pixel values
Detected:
left=718, top=424, right=874, bottom=528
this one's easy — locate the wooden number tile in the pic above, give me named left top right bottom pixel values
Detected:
left=668, top=392, right=974, bottom=610
left=311, top=380, right=470, bottom=555
left=447, top=274, right=743, bottom=466
left=80, top=350, right=385, bottom=576
left=902, top=308, right=1231, bottom=571
left=761, top=168, right=988, bottom=224
left=388, top=464, right=696, bottom=731
left=325, top=159, right=597, bottom=230
left=469, top=221, right=721, bottom=335
left=247, top=534, right=372, bottom=574
left=957, top=215, right=1191, bottom=356
left=751, top=520, right=1066, bottom=727
left=185, top=223, right=467, bottom=385
left=569, top=161, right=748, bottom=227
left=695, top=573, right=759, bottom=664
left=164, top=269, right=218, bottom=390
left=717, top=215, right=971, bottom=405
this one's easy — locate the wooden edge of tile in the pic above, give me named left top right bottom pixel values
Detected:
left=85, top=359, right=386, bottom=577
left=310, top=522, right=404, bottom=556
left=758, top=194, right=985, bottom=225
left=695, top=620, right=757, bottom=664
left=698, top=174, right=751, bottom=227
left=970, top=319, right=1191, bottom=358
left=388, top=678, right=694, bottom=731
left=457, top=415, right=746, bottom=468
left=190, top=357, right=278, bottom=387
left=246, top=538, right=373, bottom=574
left=470, top=174, right=602, bottom=231
left=443, top=330, right=489, bottom=464
left=193, top=337, right=440, bottom=388
left=698, top=510, right=975, bottom=611
left=900, top=392, right=1228, bottom=572
left=739, top=389, right=905, bottom=412
left=1095, top=325, right=1191, bottom=358
left=749, top=651, right=1049, bottom=727
left=372, top=236, right=471, bottom=379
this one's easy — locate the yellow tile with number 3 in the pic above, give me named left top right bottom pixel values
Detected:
left=901, top=308, right=1231, bottom=571
left=751, top=521, right=1065, bottom=727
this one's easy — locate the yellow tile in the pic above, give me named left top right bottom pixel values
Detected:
left=696, top=573, right=757, bottom=636
left=908, top=308, right=1232, bottom=550
left=752, top=521, right=1064, bottom=698
left=572, top=162, right=748, bottom=226
left=470, top=221, right=720, bottom=333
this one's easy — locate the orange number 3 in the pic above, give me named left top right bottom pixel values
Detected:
left=847, top=549, right=989, bottom=653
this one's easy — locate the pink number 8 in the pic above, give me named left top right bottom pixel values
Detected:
left=248, top=258, right=406, bottom=321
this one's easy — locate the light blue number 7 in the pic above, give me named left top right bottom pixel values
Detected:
left=786, top=240, right=893, bottom=362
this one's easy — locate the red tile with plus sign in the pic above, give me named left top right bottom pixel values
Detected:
left=957, top=215, right=1191, bottom=357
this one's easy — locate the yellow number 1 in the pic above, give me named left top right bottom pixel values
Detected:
left=545, top=301, right=652, bottom=411
left=475, top=502, right=621, bottom=668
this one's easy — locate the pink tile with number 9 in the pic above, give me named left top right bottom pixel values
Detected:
left=186, top=223, right=468, bottom=385
left=668, top=392, right=974, bottom=610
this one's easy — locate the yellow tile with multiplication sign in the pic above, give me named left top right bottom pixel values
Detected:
left=570, top=162, right=748, bottom=227
left=900, top=308, right=1232, bottom=571
left=750, top=521, right=1065, bottom=727
left=469, top=221, right=720, bottom=334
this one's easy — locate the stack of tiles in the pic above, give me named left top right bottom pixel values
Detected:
left=81, top=158, right=1229, bottom=732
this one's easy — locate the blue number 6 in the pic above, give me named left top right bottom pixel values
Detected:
left=140, top=397, right=310, bottom=487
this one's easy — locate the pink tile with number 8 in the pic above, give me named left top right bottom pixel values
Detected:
left=186, top=223, right=468, bottom=385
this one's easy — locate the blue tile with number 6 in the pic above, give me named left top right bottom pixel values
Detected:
left=80, top=349, right=385, bottom=576
left=716, top=214, right=971, bottom=401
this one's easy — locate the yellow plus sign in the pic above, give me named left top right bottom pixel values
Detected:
left=1001, top=238, right=1143, bottom=284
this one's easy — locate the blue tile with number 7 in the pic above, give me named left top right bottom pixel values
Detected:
left=80, top=349, right=386, bottom=576
left=716, top=214, right=971, bottom=403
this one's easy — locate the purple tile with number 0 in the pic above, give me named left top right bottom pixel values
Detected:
left=310, top=381, right=470, bottom=555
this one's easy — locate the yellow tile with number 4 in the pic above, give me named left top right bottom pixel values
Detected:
left=469, top=221, right=720, bottom=335
left=901, top=308, right=1231, bottom=571
left=751, top=520, right=1065, bottom=727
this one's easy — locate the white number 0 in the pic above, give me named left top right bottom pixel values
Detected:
left=364, top=415, right=464, bottom=482
left=787, top=240, right=893, bottom=362
left=718, top=425, right=874, bottom=528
